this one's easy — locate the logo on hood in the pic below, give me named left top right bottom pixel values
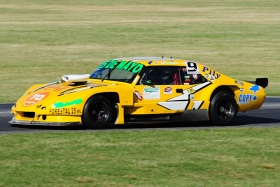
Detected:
left=23, top=92, right=50, bottom=107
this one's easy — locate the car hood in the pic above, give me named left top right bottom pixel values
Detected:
left=16, top=82, right=106, bottom=109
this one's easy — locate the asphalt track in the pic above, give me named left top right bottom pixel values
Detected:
left=1, top=96, right=280, bottom=134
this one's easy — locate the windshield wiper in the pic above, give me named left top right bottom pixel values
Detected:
left=101, top=69, right=111, bottom=82
left=101, top=64, right=117, bottom=82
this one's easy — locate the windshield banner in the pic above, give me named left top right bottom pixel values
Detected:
left=98, top=60, right=144, bottom=73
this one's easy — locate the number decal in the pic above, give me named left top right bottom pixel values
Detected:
left=23, top=92, right=50, bottom=106
left=29, top=94, right=46, bottom=101
left=186, top=61, right=200, bottom=74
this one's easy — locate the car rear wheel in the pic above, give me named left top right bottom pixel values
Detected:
left=82, top=95, right=112, bottom=129
left=209, top=91, right=237, bottom=125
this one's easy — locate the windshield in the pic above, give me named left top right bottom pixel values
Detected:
left=89, top=59, right=145, bottom=83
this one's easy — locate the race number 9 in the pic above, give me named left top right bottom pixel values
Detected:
left=186, top=62, right=199, bottom=74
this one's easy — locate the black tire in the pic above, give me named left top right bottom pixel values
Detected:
left=82, top=95, right=112, bottom=129
left=209, top=91, right=237, bottom=126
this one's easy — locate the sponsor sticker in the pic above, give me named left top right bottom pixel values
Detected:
left=143, top=86, right=160, bottom=100
left=238, top=94, right=253, bottom=104
left=187, top=88, right=195, bottom=94
left=52, top=98, right=83, bottom=108
left=164, top=87, right=172, bottom=94
left=134, top=91, right=143, bottom=101
left=238, top=85, right=260, bottom=104
left=202, top=66, right=221, bottom=79
left=235, top=80, right=244, bottom=86
left=49, top=107, right=82, bottom=115
left=165, top=62, right=179, bottom=65
left=23, top=92, right=50, bottom=106
left=250, top=85, right=260, bottom=101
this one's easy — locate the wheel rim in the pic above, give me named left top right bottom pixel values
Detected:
left=216, top=98, right=234, bottom=121
left=89, top=101, right=109, bottom=124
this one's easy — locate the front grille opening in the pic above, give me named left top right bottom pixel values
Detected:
left=23, top=112, right=35, bottom=118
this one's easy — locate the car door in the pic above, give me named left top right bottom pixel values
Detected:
left=132, top=66, right=195, bottom=115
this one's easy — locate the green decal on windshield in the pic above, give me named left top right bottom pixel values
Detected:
left=115, top=61, right=127, bottom=69
left=105, top=60, right=118, bottom=69
left=53, top=98, right=83, bottom=108
left=131, top=64, right=143, bottom=73
left=128, top=63, right=138, bottom=71
left=98, top=60, right=110, bottom=69
left=121, top=62, right=132, bottom=70
left=100, top=60, right=144, bottom=73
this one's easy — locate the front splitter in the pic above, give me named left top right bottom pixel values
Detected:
left=9, top=119, right=82, bottom=126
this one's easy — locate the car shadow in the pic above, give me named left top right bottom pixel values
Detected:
left=116, top=115, right=280, bottom=129
left=10, top=115, right=280, bottom=131
left=233, top=115, right=280, bottom=126
left=11, top=124, right=87, bottom=131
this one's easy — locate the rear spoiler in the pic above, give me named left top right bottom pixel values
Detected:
left=246, top=78, right=268, bottom=88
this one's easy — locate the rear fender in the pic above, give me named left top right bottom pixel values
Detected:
left=209, top=85, right=239, bottom=102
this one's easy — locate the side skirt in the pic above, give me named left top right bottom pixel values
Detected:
left=171, top=109, right=209, bottom=122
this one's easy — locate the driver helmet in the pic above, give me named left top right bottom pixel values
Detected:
left=162, top=70, right=173, bottom=82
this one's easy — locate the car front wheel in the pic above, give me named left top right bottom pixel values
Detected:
left=82, top=95, right=112, bottom=129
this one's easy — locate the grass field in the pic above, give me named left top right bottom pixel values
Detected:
left=0, top=0, right=280, bottom=102
left=0, top=128, right=280, bottom=187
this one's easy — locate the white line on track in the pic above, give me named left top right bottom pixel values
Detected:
left=261, top=105, right=280, bottom=109
left=0, top=111, right=11, bottom=114
left=266, top=96, right=280, bottom=98
left=262, top=103, right=280, bottom=106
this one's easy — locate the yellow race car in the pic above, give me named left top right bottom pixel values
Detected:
left=10, top=57, right=268, bottom=128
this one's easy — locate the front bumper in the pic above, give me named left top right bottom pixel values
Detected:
left=11, top=101, right=85, bottom=126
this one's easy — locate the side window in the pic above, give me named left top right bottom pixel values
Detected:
left=181, top=66, right=207, bottom=85
left=138, top=66, right=181, bottom=85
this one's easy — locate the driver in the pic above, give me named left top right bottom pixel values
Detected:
left=162, top=70, right=173, bottom=84
left=161, top=69, right=180, bottom=85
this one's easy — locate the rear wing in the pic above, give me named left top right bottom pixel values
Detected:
left=246, top=78, right=268, bottom=88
